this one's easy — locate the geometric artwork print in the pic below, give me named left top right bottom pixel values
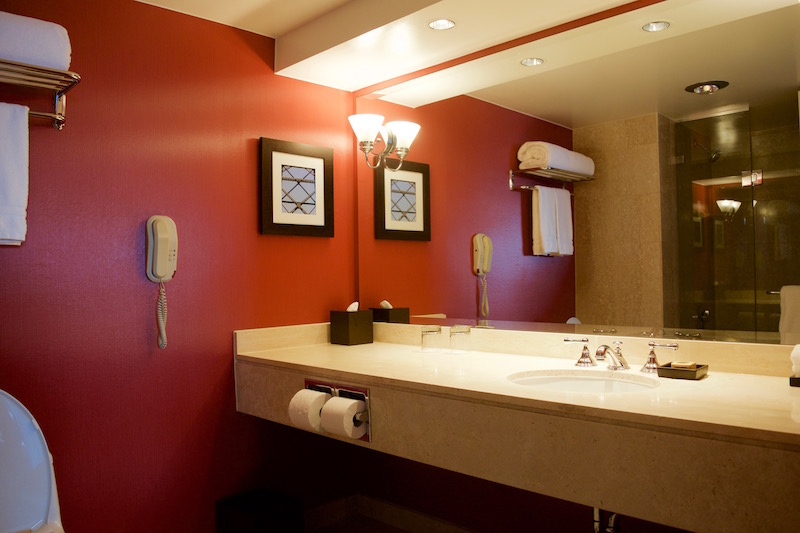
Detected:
left=281, top=165, right=316, bottom=214
left=390, top=179, right=416, bottom=222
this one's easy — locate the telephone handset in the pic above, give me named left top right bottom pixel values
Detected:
left=146, top=216, right=177, bottom=349
left=472, top=233, right=493, bottom=276
left=472, top=233, right=492, bottom=320
left=146, top=216, right=178, bottom=282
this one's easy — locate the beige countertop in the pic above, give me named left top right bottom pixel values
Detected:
left=234, top=323, right=800, bottom=531
left=237, top=335, right=800, bottom=450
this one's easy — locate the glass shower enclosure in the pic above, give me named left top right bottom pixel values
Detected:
left=670, top=99, right=800, bottom=342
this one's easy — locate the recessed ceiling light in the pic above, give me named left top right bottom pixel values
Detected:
left=642, top=21, right=670, bottom=32
left=521, top=57, right=544, bottom=67
left=428, top=19, right=455, bottom=31
left=685, top=80, right=730, bottom=94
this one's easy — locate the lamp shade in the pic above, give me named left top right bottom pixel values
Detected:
left=716, top=199, right=741, bottom=215
left=386, top=121, right=420, bottom=150
left=348, top=114, right=384, bottom=143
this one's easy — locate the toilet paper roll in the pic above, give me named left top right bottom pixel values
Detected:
left=320, top=396, right=367, bottom=439
left=287, top=389, right=331, bottom=432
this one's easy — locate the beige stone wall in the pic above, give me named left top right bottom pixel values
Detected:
left=572, top=114, right=666, bottom=328
left=659, top=116, right=680, bottom=327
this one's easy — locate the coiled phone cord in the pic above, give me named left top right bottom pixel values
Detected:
left=479, top=274, right=489, bottom=319
left=157, top=282, right=168, bottom=349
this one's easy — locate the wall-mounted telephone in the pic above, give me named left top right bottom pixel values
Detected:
left=472, top=233, right=493, bottom=276
left=146, top=215, right=178, bottom=282
left=146, top=216, right=177, bottom=349
left=472, top=233, right=493, bottom=321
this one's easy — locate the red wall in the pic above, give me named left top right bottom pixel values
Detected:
left=0, top=1, right=577, bottom=531
left=0, top=1, right=357, bottom=531
left=356, top=96, right=576, bottom=322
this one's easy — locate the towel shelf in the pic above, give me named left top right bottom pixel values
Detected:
left=509, top=169, right=593, bottom=191
left=511, top=167, right=594, bottom=188
left=0, top=58, right=81, bottom=130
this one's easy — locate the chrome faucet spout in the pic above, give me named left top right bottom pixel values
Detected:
left=596, top=341, right=629, bottom=370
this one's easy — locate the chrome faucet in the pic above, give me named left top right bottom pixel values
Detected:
left=641, top=341, right=679, bottom=373
left=564, top=337, right=595, bottom=367
left=596, top=341, right=629, bottom=370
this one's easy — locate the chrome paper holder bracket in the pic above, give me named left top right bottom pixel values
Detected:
left=305, top=379, right=371, bottom=441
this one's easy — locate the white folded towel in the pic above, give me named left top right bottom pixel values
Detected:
left=779, top=286, right=800, bottom=344
left=0, top=11, right=71, bottom=70
left=532, top=186, right=558, bottom=255
left=791, top=344, right=800, bottom=376
left=532, top=185, right=573, bottom=256
left=518, top=141, right=595, bottom=176
left=555, top=187, right=573, bottom=255
left=0, top=103, right=29, bottom=246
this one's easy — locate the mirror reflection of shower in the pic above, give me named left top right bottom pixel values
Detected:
left=669, top=98, right=800, bottom=340
left=692, top=139, right=722, bottom=163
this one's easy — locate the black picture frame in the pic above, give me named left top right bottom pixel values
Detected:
left=374, top=159, right=430, bottom=241
left=260, top=137, right=334, bottom=237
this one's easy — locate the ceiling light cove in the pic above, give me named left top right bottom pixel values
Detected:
left=356, top=22, right=417, bottom=56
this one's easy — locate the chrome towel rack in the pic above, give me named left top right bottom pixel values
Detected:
left=509, top=168, right=592, bottom=192
left=0, top=58, right=81, bottom=130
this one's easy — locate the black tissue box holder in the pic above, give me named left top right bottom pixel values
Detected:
left=330, top=310, right=373, bottom=345
left=370, top=307, right=410, bottom=324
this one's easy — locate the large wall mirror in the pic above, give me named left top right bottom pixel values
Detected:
left=353, top=1, right=800, bottom=345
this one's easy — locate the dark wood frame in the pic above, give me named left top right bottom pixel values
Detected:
left=260, top=137, right=334, bottom=237
left=374, top=159, right=431, bottom=241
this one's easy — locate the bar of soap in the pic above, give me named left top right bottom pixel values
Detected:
left=671, top=361, right=697, bottom=369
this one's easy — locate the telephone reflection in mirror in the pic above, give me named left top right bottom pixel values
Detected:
left=472, top=233, right=492, bottom=324
left=146, top=216, right=178, bottom=349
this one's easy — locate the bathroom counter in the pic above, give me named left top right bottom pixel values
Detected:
left=237, top=339, right=800, bottom=449
left=234, top=323, right=800, bottom=532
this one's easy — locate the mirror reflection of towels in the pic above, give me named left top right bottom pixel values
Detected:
left=780, top=286, right=800, bottom=344
left=555, top=188, right=573, bottom=255
left=532, top=185, right=573, bottom=256
left=532, top=186, right=557, bottom=255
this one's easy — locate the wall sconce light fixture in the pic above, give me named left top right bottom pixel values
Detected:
left=716, top=199, right=741, bottom=217
left=348, top=114, right=420, bottom=172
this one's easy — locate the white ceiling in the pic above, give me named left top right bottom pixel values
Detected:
left=139, top=0, right=800, bottom=128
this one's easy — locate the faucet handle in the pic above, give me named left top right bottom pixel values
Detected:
left=641, top=341, right=678, bottom=373
left=564, top=337, right=595, bottom=367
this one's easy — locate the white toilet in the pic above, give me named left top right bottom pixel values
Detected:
left=0, top=389, right=64, bottom=533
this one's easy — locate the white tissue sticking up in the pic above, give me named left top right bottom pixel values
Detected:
left=379, top=299, right=393, bottom=309
left=346, top=301, right=359, bottom=312
left=791, top=344, right=800, bottom=376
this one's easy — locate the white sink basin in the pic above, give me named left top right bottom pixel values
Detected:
left=508, top=369, right=659, bottom=393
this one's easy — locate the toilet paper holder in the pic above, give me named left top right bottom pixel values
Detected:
left=305, top=379, right=371, bottom=442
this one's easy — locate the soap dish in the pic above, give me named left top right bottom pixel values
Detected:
left=657, top=363, right=708, bottom=380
